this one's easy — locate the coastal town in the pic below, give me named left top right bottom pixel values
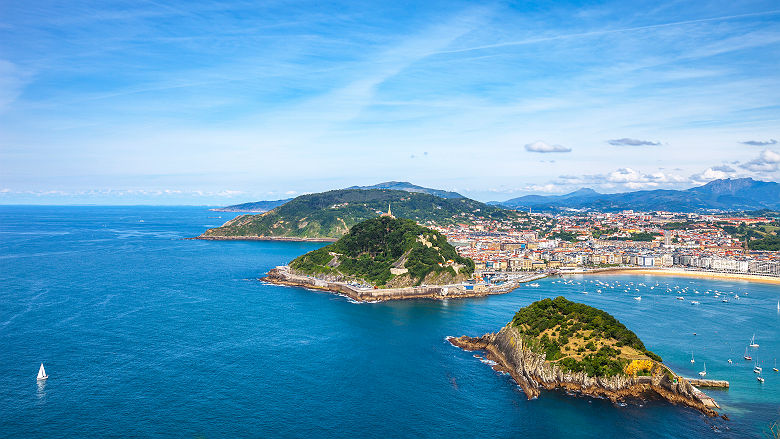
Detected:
left=427, top=210, right=780, bottom=279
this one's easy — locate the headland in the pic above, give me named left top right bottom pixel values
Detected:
left=262, top=265, right=546, bottom=302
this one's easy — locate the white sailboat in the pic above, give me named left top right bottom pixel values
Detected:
left=37, top=363, right=48, bottom=381
left=698, top=362, right=707, bottom=377
left=749, top=334, right=759, bottom=348
left=773, top=359, right=778, bottom=373
left=690, top=352, right=695, bottom=364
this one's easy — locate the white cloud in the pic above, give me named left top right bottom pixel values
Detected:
left=524, top=141, right=572, bottom=153
left=740, top=149, right=780, bottom=173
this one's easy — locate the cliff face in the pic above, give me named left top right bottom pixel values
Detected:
left=451, top=324, right=717, bottom=416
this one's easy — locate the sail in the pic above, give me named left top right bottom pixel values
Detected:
left=37, top=363, right=46, bottom=379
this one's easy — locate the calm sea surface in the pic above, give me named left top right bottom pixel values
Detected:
left=1, top=206, right=778, bottom=438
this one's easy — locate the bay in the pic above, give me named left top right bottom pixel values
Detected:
left=1, top=206, right=778, bottom=438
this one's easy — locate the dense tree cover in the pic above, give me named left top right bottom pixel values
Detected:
left=749, top=234, right=780, bottom=251
left=719, top=222, right=780, bottom=249
left=661, top=222, right=694, bottom=230
left=511, top=297, right=661, bottom=377
left=202, top=189, right=519, bottom=239
left=549, top=231, right=579, bottom=242
left=290, top=217, right=474, bottom=286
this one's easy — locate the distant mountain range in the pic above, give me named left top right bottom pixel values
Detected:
left=494, top=178, right=780, bottom=212
left=212, top=181, right=463, bottom=212
left=346, top=181, right=464, bottom=199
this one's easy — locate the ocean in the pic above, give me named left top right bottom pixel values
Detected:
left=1, top=206, right=778, bottom=438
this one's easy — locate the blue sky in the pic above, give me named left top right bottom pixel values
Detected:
left=1, top=0, right=779, bottom=204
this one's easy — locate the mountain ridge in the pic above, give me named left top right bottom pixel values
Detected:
left=496, top=178, right=780, bottom=212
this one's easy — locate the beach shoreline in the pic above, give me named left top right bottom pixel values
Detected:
left=579, top=267, right=780, bottom=285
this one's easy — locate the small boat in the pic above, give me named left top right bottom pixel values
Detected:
left=757, top=374, right=764, bottom=383
left=721, top=298, right=729, bottom=303
left=690, top=352, right=695, bottom=364
left=728, top=359, right=732, bottom=364
left=698, top=362, right=707, bottom=377
left=744, top=347, right=752, bottom=361
left=676, top=296, right=685, bottom=300
left=749, top=334, right=759, bottom=348
left=527, top=283, right=540, bottom=288
left=633, top=296, right=641, bottom=301
left=754, top=364, right=762, bottom=373
left=773, top=359, right=778, bottom=372
left=691, top=301, right=700, bottom=305
left=37, top=363, right=48, bottom=381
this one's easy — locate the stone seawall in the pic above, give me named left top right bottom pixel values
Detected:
left=261, top=266, right=537, bottom=302
left=450, top=325, right=718, bottom=417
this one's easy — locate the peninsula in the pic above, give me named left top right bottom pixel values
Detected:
left=262, top=215, right=544, bottom=301
left=450, top=297, right=721, bottom=416
left=198, top=188, right=519, bottom=241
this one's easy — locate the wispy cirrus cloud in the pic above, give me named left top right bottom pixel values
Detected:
left=741, top=139, right=777, bottom=146
left=524, top=141, right=571, bottom=153
left=607, top=138, right=660, bottom=146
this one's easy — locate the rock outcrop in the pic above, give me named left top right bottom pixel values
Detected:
left=450, top=324, right=718, bottom=417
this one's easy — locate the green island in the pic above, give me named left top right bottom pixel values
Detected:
left=199, top=188, right=519, bottom=240
left=511, top=296, right=661, bottom=377
left=289, top=216, right=474, bottom=287
left=449, top=297, right=721, bottom=416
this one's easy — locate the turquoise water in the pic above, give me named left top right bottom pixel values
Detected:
left=1, top=206, right=778, bottom=438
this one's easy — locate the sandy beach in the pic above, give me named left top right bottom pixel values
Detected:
left=584, top=267, right=780, bottom=285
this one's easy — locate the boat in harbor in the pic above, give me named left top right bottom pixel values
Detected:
left=754, top=362, right=762, bottom=373
left=773, top=359, right=778, bottom=372
left=690, top=352, right=695, bottom=364
left=749, top=334, right=759, bottom=348
left=757, top=373, right=764, bottom=383
left=744, top=347, right=752, bottom=361
left=676, top=296, right=684, bottom=300
left=633, top=296, right=641, bottom=301
left=698, top=362, right=707, bottom=377
left=37, top=363, right=48, bottom=381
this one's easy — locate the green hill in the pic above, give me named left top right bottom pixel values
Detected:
left=512, top=297, right=661, bottom=377
left=200, top=188, right=515, bottom=240
left=289, top=216, right=475, bottom=287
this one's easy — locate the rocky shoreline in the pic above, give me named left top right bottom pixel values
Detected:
left=195, top=235, right=338, bottom=242
left=262, top=266, right=545, bottom=302
left=449, top=324, right=719, bottom=417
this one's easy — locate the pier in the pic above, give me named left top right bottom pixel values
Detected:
left=686, top=378, right=729, bottom=388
